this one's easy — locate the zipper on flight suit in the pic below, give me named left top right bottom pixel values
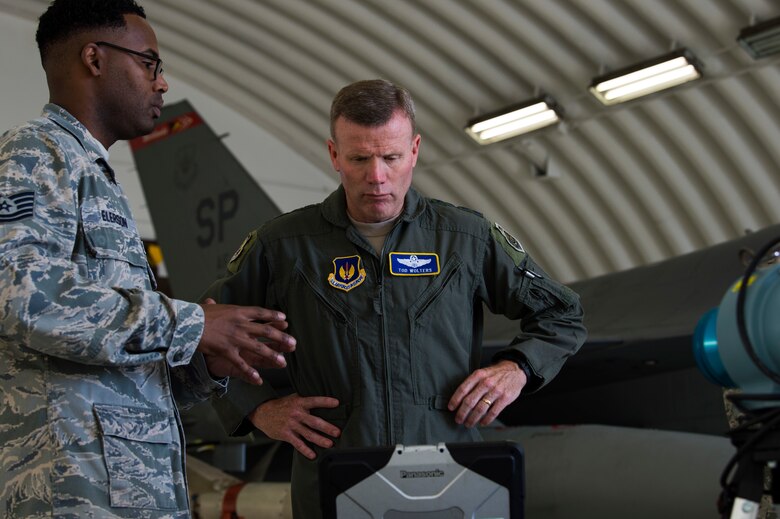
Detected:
left=373, top=268, right=393, bottom=445
left=375, top=220, right=404, bottom=446
left=347, top=219, right=401, bottom=446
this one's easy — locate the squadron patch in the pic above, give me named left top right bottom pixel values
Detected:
left=227, top=231, right=257, bottom=274
left=495, top=223, right=524, bottom=252
left=492, top=222, right=527, bottom=267
left=0, top=191, right=35, bottom=223
left=328, top=255, right=366, bottom=292
left=389, top=252, right=440, bottom=276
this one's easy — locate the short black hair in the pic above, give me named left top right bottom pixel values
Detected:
left=330, top=79, right=416, bottom=139
left=36, top=0, right=146, bottom=61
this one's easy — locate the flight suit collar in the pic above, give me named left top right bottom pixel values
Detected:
left=321, top=184, right=427, bottom=228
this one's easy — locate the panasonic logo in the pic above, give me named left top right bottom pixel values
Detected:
left=400, top=469, right=445, bottom=479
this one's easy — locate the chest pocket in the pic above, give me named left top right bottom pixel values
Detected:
left=80, top=202, right=151, bottom=287
left=93, top=404, right=179, bottom=510
left=293, top=262, right=354, bottom=326
left=407, top=254, right=471, bottom=406
left=409, top=254, right=464, bottom=323
left=287, top=262, right=360, bottom=406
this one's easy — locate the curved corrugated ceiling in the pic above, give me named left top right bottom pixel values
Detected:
left=2, top=0, right=778, bottom=283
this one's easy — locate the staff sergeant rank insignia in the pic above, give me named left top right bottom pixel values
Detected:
left=328, top=255, right=366, bottom=292
left=0, top=191, right=35, bottom=223
left=389, top=252, right=440, bottom=276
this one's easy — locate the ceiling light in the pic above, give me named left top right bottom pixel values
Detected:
left=589, top=49, right=702, bottom=106
left=738, top=16, right=780, bottom=59
left=465, top=96, right=561, bottom=145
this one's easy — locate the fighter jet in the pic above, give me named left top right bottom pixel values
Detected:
left=132, top=102, right=778, bottom=519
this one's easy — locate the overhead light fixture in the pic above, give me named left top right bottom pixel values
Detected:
left=738, top=16, right=780, bottom=59
left=465, top=96, right=561, bottom=145
left=589, top=49, right=702, bottom=106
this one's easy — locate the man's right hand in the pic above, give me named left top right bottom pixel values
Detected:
left=249, top=393, right=341, bottom=460
left=198, top=299, right=296, bottom=384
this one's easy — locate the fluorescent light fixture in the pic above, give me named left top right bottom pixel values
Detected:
left=465, top=96, right=561, bottom=144
left=589, top=49, right=702, bottom=106
left=738, top=16, right=780, bottom=59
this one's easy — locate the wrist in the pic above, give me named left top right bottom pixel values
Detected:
left=493, top=352, right=531, bottom=378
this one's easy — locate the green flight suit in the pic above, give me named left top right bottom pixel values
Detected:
left=206, top=186, right=586, bottom=518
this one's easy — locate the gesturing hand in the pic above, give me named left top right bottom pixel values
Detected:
left=198, top=298, right=296, bottom=384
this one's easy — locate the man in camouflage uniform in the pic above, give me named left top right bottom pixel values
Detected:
left=206, top=79, right=587, bottom=518
left=0, top=1, right=296, bottom=517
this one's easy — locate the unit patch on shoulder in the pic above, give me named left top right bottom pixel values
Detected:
left=328, top=255, right=366, bottom=292
left=492, top=222, right=527, bottom=266
left=227, top=230, right=257, bottom=274
left=0, top=191, right=35, bottom=223
left=495, top=222, right=524, bottom=252
left=389, top=252, right=440, bottom=276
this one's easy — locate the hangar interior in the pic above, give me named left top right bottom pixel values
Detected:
left=1, top=1, right=780, bottom=518
left=2, top=0, right=779, bottom=281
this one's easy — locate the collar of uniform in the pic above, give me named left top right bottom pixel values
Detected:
left=321, top=185, right=427, bottom=228
left=43, top=103, right=116, bottom=183
left=43, top=103, right=110, bottom=164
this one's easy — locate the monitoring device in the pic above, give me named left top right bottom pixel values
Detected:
left=319, top=441, right=524, bottom=518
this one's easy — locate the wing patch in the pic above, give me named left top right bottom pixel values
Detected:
left=389, top=252, right=440, bottom=276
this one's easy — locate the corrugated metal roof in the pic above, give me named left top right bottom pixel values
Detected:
left=2, top=0, right=778, bottom=283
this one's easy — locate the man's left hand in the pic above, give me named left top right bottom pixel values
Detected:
left=204, top=342, right=286, bottom=385
left=448, top=360, right=527, bottom=428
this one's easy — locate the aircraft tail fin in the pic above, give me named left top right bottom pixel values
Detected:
left=130, top=100, right=281, bottom=301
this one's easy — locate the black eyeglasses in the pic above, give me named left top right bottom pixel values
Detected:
left=95, top=41, right=164, bottom=81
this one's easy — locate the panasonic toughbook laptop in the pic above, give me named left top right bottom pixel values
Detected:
left=319, top=441, right=524, bottom=519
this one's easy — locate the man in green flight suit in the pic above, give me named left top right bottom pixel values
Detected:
left=206, top=79, right=587, bottom=518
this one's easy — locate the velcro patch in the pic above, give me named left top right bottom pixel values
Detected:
left=389, top=252, right=440, bottom=276
left=0, top=191, right=35, bottom=223
left=227, top=231, right=257, bottom=274
left=328, top=255, right=366, bottom=292
left=492, top=222, right=527, bottom=266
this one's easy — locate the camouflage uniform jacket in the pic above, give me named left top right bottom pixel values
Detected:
left=208, top=185, right=587, bottom=518
left=0, top=104, right=224, bottom=518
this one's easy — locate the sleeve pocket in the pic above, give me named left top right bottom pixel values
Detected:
left=93, top=404, right=178, bottom=510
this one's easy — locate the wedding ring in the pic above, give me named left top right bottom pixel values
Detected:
left=481, top=398, right=493, bottom=406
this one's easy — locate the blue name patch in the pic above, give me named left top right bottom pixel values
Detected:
left=0, top=191, right=35, bottom=223
left=389, top=252, right=440, bottom=276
